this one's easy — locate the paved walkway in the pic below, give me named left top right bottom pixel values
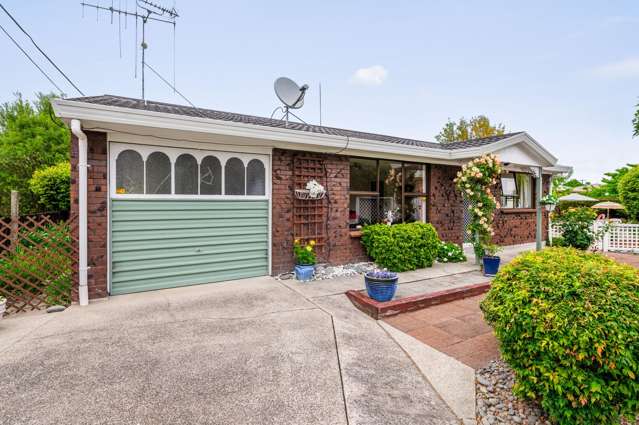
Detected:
left=384, top=295, right=500, bottom=369
left=606, top=252, right=639, bottom=269
left=0, top=276, right=458, bottom=425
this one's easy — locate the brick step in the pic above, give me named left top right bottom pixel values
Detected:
left=346, top=281, right=491, bottom=320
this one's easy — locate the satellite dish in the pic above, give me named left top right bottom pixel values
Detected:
left=274, top=77, right=309, bottom=109
left=271, top=77, right=309, bottom=126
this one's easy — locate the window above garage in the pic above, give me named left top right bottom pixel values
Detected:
left=110, top=143, right=269, bottom=199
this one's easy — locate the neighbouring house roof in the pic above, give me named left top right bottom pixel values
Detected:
left=558, top=193, right=597, bottom=202
left=65, top=95, right=521, bottom=151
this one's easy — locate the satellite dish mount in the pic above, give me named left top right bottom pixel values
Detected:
left=271, top=77, right=309, bottom=126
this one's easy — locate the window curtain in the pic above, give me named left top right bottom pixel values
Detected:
left=516, top=174, right=532, bottom=208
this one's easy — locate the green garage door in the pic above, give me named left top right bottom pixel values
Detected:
left=110, top=199, right=269, bottom=295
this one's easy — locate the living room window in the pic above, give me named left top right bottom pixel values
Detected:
left=500, top=172, right=534, bottom=209
left=349, top=158, right=428, bottom=228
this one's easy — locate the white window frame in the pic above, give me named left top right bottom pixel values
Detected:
left=109, top=142, right=270, bottom=200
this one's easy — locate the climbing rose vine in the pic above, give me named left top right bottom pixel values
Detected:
left=454, top=154, right=503, bottom=260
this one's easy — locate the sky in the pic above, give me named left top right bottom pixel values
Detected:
left=1, top=1, right=638, bottom=182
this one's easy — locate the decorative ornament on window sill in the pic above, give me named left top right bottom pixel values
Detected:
left=295, top=179, right=326, bottom=200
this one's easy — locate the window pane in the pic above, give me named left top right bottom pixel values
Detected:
left=145, top=152, right=171, bottom=194
left=404, top=163, right=426, bottom=194
left=379, top=160, right=402, bottom=218
left=404, top=196, right=427, bottom=223
left=115, top=150, right=144, bottom=194
left=349, top=158, right=377, bottom=192
left=500, top=172, right=517, bottom=208
left=246, top=159, right=265, bottom=195
left=200, top=155, right=222, bottom=195
left=175, top=154, right=198, bottom=194
left=517, top=174, right=533, bottom=208
left=225, top=157, right=245, bottom=195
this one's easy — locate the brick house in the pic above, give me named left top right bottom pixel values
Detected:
left=53, top=95, right=570, bottom=304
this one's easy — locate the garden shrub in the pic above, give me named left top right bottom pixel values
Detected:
left=553, top=207, right=598, bottom=250
left=28, top=161, right=70, bottom=212
left=549, top=236, right=565, bottom=247
left=361, top=222, right=440, bottom=272
left=437, top=241, right=467, bottom=263
left=481, top=248, right=639, bottom=425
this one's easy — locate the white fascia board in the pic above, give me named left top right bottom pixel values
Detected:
left=543, top=164, right=573, bottom=175
left=53, top=99, right=562, bottom=168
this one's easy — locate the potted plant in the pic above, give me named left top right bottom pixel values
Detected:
left=0, top=295, right=6, bottom=319
left=364, top=270, right=398, bottom=302
left=293, top=239, right=316, bottom=281
left=482, top=243, right=502, bottom=276
left=541, top=193, right=558, bottom=212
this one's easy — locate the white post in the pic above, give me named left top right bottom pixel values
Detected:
left=71, top=119, right=89, bottom=306
left=535, top=167, right=543, bottom=251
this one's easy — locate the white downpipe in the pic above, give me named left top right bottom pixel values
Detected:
left=71, top=119, right=89, bottom=306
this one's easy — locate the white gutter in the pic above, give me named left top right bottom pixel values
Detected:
left=70, top=119, right=89, bottom=306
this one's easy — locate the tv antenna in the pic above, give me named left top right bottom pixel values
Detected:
left=270, top=77, right=309, bottom=127
left=80, top=0, right=179, bottom=100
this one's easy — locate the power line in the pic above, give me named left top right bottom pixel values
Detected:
left=0, top=22, right=65, bottom=95
left=0, top=3, right=85, bottom=96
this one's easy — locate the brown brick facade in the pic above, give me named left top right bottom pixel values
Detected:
left=70, top=130, right=108, bottom=300
left=271, top=149, right=353, bottom=274
left=428, top=164, right=465, bottom=244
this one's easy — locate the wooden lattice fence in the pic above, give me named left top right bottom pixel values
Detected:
left=0, top=211, right=77, bottom=315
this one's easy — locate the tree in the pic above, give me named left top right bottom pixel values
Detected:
left=435, top=115, right=506, bottom=143
left=0, top=93, right=69, bottom=216
left=618, top=165, right=639, bottom=221
left=634, top=101, right=639, bottom=137
left=586, top=164, right=637, bottom=200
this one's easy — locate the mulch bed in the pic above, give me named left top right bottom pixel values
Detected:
left=476, top=359, right=638, bottom=425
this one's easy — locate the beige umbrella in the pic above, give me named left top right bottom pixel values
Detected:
left=591, top=201, right=625, bottom=219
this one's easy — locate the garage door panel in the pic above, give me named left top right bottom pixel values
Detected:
left=111, top=234, right=268, bottom=255
left=111, top=199, right=269, bottom=295
left=112, top=265, right=269, bottom=295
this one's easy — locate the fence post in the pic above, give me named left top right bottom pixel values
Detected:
left=10, top=190, right=19, bottom=251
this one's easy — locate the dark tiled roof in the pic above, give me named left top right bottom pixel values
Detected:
left=66, top=95, right=522, bottom=151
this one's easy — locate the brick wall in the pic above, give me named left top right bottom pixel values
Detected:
left=70, top=130, right=108, bottom=300
left=428, top=164, right=464, bottom=244
left=271, top=149, right=354, bottom=274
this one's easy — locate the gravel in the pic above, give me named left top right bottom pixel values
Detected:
left=277, top=262, right=376, bottom=281
left=477, top=359, right=638, bottom=425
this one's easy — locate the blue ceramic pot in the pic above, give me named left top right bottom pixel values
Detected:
left=483, top=256, right=501, bottom=277
left=364, top=275, right=398, bottom=302
left=294, top=264, right=315, bottom=282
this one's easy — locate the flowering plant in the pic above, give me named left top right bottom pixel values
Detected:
left=306, top=179, right=325, bottom=198
left=454, top=153, right=503, bottom=261
left=293, top=239, right=317, bottom=265
left=437, top=241, right=467, bottom=263
left=0, top=295, right=5, bottom=303
left=540, top=193, right=558, bottom=205
left=365, top=270, right=398, bottom=280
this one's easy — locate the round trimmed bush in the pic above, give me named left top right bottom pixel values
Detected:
left=360, top=222, right=440, bottom=272
left=481, top=248, right=639, bottom=424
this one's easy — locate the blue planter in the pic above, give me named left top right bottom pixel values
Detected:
left=294, top=264, right=315, bottom=281
left=483, top=256, right=501, bottom=277
left=365, top=275, right=398, bottom=302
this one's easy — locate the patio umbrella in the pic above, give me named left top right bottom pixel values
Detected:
left=558, top=193, right=597, bottom=202
left=591, top=201, right=625, bottom=219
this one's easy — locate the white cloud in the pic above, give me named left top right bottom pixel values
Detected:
left=351, top=65, right=388, bottom=85
left=593, top=57, right=639, bottom=78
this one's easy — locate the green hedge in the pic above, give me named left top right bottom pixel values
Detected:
left=360, top=223, right=440, bottom=272
left=481, top=248, right=639, bottom=424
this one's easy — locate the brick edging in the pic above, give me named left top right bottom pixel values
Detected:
left=346, top=281, right=491, bottom=320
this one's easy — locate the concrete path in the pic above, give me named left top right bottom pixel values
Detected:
left=0, top=276, right=458, bottom=425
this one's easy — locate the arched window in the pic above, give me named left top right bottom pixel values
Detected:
left=225, top=157, right=245, bottom=195
left=115, top=150, right=144, bottom=194
left=199, top=155, right=222, bottom=195
left=246, top=159, right=265, bottom=196
left=175, top=154, right=198, bottom=194
left=145, top=151, right=171, bottom=194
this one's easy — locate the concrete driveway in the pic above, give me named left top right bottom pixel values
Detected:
left=0, top=277, right=458, bottom=425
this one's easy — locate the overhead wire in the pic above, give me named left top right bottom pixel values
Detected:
left=0, top=3, right=85, bottom=96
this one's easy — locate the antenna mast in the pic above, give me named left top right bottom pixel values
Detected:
left=80, top=0, right=179, bottom=100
